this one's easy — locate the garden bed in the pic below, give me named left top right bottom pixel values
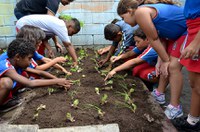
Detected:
left=11, top=49, right=167, bottom=131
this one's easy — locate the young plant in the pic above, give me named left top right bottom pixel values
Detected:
left=104, top=79, right=113, bottom=86
left=71, top=79, right=81, bottom=86
left=66, top=112, right=75, bottom=122
left=128, top=88, right=134, bottom=96
left=70, top=66, right=83, bottom=73
left=113, top=73, right=128, bottom=81
left=115, top=101, right=137, bottom=113
left=68, top=90, right=77, bottom=100
left=47, top=88, right=57, bottom=95
left=71, top=99, right=79, bottom=109
left=94, top=66, right=101, bottom=73
left=101, top=86, right=113, bottom=91
left=119, top=82, right=128, bottom=90
left=32, top=104, right=46, bottom=121
left=116, top=91, right=132, bottom=104
left=85, top=104, right=105, bottom=119
left=95, top=87, right=100, bottom=95
left=100, top=94, right=108, bottom=105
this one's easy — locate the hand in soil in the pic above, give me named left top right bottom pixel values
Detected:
left=55, top=42, right=64, bottom=53
left=56, top=79, right=72, bottom=89
left=98, top=58, right=108, bottom=67
left=104, top=70, right=116, bottom=81
left=110, top=56, right=120, bottom=63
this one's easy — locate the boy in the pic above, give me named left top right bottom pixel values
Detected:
left=105, top=28, right=158, bottom=84
left=16, top=15, right=81, bottom=65
left=0, top=38, right=71, bottom=112
left=98, top=19, right=138, bottom=67
left=14, top=0, right=74, bottom=19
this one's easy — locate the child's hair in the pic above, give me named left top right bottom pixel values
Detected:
left=71, top=18, right=81, bottom=33
left=117, top=0, right=176, bottom=15
left=104, top=24, right=121, bottom=40
left=111, top=18, right=120, bottom=24
left=134, top=28, right=146, bottom=40
left=16, top=25, right=46, bottom=44
left=7, top=38, right=35, bottom=59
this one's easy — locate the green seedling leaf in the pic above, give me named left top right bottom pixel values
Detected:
left=94, top=66, right=101, bottom=73
left=47, top=88, right=57, bottom=95
left=36, top=104, right=46, bottom=111
left=95, top=87, right=100, bottom=95
left=105, top=80, right=113, bottom=85
left=68, top=90, right=77, bottom=100
left=115, top=101, right=137, bottom=113
left=102, top=86, right=113, bottom=91
left=70, top=66, right=83, bottom=73
left=128, top=88, right=134, bottom=96
left=119, top=82, right=128, bottom=90
left=97, top=109, right=105, bottom=119
left=71, top=99, right=79, bottom=109
left=100, top=94, right=108, bottom=105
left=66, top=112, right=75, bottom=122
left=33, top=113, right=39, bottom=121
left=84, top=104, right=105, bottom=119
left=71, top=79, right=81, bottom=86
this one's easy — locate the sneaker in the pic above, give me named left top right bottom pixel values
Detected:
left=164, top=104, right=183, bottom=119
left=151, top=89, right=165, bottom=104
left=172, top=117, right=200, bottom=131
left=0, top=98, right=22, bottom=113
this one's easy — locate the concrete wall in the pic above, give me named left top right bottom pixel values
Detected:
left=0, top=0, right=185, bottom=48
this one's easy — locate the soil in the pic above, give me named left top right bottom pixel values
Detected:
left=11, top=49, right=165, bottom=132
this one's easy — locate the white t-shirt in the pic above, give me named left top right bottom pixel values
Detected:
left=16, top=15, right=70, bottom=43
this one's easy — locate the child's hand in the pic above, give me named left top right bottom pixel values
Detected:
left=160, top=61, right=169, bottom=78
left=55, top=57, right=67, bottom=63
left=180, top=41, right=200, bottom=59
left=104, top=70, right=116, bottom=81
left=97, top=49, right=104, bottom=55
left=110, top=56, right=120, bottom=63
left=98, top=58, right=108, bottom=67
left=56, top=79, right=72, bottom=89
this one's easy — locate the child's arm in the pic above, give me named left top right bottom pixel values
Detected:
left=105, top=57, right=145, bottom=80
left=110, top=49, right=139, bottom=63
left=98, top=45, right=116, bottom=67
left=41, top=57, right=71, bottom=75
left=97, top=46, right=111, bottom=55
left=25, top=67, right=57, bottom=79
left=5, top=69, right=71, bottom=88
left=135, top=8, right=170, bottom=77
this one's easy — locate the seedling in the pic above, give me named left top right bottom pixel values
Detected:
left=33, top=104, right=46, bottom=121
left=47, top=88, right=57, bottom=95
left=90, top=58, right=99, bottom=67
left=71, top=99, right=79, bottom=109
left=85, top=104, right=105, bottom=119
left=128, top=88, right=134, bottom=96
left=66, top=112, right=75, bottom=122
left=68, top=90, right=77, bottom=100
left=105, top=79, right=113, bottom=86
left=95, top=87, right=100, bottom=95
left=94, top=51, right=99, bottom=59
left=115, top=101, right=137, bottom=113
left=70, top=66, right=83, bottom=73
left=100, top=94, right=108, bottom=105
left=113, top=73, right=128, bottom=81
left=94, top=66, right=101, bottom=73
left=71, top=79, right=81, bottom=86
left=101, top=86, right=113, bottom=91
left=116, top=91, right=132, bottom=104
left=119, top=82, right=128, bottom=90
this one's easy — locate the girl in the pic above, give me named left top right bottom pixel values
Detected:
left=117, top=0, right=187, bottom=119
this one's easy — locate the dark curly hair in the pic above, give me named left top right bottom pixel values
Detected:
left=16, top=25, right=46, bottom=44
left=71, top=18, right=81, bottom=33
left=134, top=28, right=146, bottom=40
left=104, top=24, right=121, bottom=40
left=7, top=38, right=35, bottom=59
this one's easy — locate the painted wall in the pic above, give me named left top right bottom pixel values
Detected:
left=0, top=0, right=185, bottom=48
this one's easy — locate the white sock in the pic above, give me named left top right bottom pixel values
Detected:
left=187, top=114, right=200, bottom=125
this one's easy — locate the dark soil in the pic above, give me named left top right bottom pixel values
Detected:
left=12, top=49, right=165, bottom=132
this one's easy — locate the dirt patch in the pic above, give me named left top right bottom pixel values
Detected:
left=11, top=49, right=165, bottom=132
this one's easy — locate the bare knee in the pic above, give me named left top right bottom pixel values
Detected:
left=0, top=77, right=13, bottom=90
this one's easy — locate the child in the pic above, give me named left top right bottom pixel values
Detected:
left=117, top=0, right=187, bottom=119
left=16, top=15, right=81, bottom=66
left=172, top=0, right=200, bottom=131
left=0, top=25, right=71, bottom=75
left=0, top=38, right=71, bottom=112
left=105, top=28, right=158, bottom=84
left=98, top=19, right=138, bottom=67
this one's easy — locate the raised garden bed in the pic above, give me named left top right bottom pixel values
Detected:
left=8, top=49, right=170, bottom=131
